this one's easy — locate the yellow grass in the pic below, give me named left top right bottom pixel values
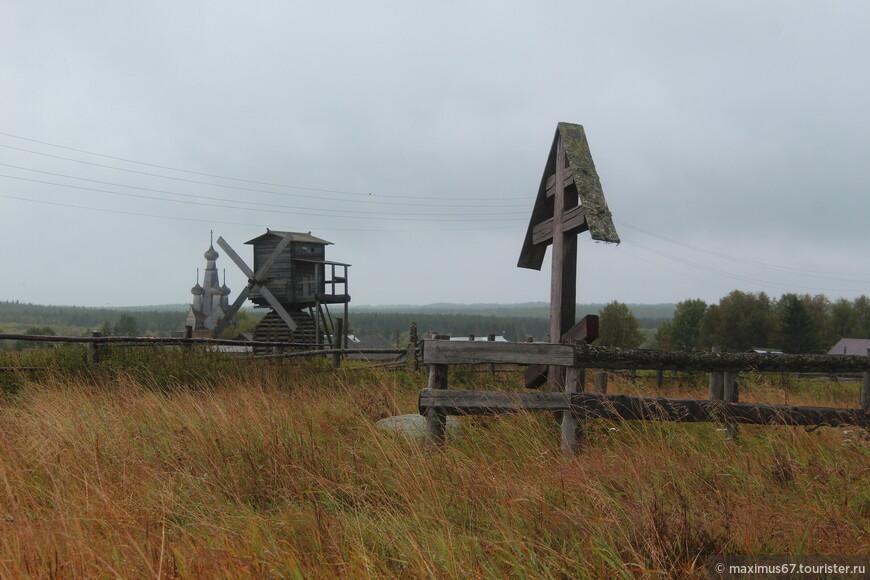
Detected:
left=0, top=356, right=867, bottom=578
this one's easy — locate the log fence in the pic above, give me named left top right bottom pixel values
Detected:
left=418, top=338, right=870, bottom=452
left=0, top=332, right=409, bottom=369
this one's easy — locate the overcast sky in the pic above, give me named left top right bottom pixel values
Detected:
left=2, top=1, right=868, bottom=310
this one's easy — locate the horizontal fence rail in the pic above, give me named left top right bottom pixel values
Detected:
left=423, top=340, right=870, bottom=373
left=420, top=338, right=870, bottom=450
left=419, top=389, right=870, bottom=427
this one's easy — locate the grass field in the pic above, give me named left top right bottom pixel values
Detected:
left=0, top=347, right=867, bottom=578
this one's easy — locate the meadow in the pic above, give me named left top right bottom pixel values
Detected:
left=0, top=347, right=867, bottom=578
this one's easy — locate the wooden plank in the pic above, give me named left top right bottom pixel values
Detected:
left=863, top=348, right=870, bottom=412
left=419, top=389, right=570, bottom=415
left=532, top=217, right=555, bottom=245
left=562, top=364, right=585, bottom=453
left=425, top=337, right=450, bottom=445
left=561, top=205, right=587, bottom=234
left=424, top=339, right=574, bottom=366
left=524, top=315, right=599, bottom=389
left=545, top=171, right=575, bottom=197
left=418, top=389, right=870, bottom=427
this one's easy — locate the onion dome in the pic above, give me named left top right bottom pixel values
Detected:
left=191, top=282, right=204, bottom=296
left=204, top=244, right=219, bottom=261
left=221, top=283, right=231, bottom=296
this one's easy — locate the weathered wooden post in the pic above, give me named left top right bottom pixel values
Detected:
left=517, top=122, right=620, bottom=398
left=723, top=370, right=739, bottom=439
left=594, top=371, right=608, bottom=394
left=425, top=335, right=450, bottom=446
left=708, top=346, right=724, bottom=400
left=655, top=369, right=664, bottom=389
left=562, top=342, right=586, bottom=453
left=862, top=349, right=870, bottom=412
left=86, top=331, right=101, bottom=365
left=406, top=322, right=419, bottom=372
left=184, top=325, right=193, bottom=351
left=332, top=318, right=344, bottom=368
left=487, top=333, right=496, bottom=375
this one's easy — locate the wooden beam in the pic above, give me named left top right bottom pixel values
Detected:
left=532, top=217, right=555, bottom=245
left=418, top=389, right=870, bottom=427
left=525, top=315, right=599, bottom=389
left=573, top=344, right=870, bottom=373
left=561, top=205, right=587, bottom=234
left=423, top=339, right=574, bottom=366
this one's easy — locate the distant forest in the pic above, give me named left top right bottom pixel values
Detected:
left=349, top=303, right=674, bottom=345
left=0, top=300, right=670, bottom=343
left=0, top=301, right=187, bottom=336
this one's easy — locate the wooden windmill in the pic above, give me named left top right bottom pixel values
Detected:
left=214, top=230, right=350, bottom=351
left=518, top=122, right=620, bottom=391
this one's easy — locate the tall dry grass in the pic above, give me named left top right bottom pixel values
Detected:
left=0, top=353, right=867, bottom=578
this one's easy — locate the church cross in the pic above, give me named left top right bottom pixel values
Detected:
left=517, top=123, right=620, bottom=391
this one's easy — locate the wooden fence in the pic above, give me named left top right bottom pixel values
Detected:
left=418, top=339, right=870, bottom=452
left=0, top=333, right=409, bottom=369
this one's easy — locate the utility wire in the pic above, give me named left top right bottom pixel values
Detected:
left=0, top=174, right=525, bottom=223
left=615, top=218, right=870, bottom=279
left=0, top=163, right=528, bottom=217
left=0, top=132, right=530, bottom=202
left=0, top=192, right=522, bottom=232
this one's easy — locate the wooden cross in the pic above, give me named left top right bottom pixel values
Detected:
left=518, top=123, right=620, bottom=392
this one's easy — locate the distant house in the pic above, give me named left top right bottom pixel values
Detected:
left=827, top=338, right=870, bottom=356
left=747, top=347, right=783, bottom=355
left=449, top=335, right=509, bottom=342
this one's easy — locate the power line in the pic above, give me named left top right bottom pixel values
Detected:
left=0, top=192, right=523, bottom=232
left=0, top=132, right=530, bottom=202
left=0, top=163, right=528, bottom=217
left=615, top=218, right=870, bottom=279
left=0, top=173, right=526, bottom=223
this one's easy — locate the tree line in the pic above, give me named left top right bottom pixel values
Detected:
left=597, top=291, right=870, bottom=354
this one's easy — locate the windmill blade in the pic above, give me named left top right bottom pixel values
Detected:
left=212, top=286, right=251, bottom=336
left=254, top=232, right=294, bottom=279
left=216, top=236, right=255, bottom=279
left=258, top=284, right=298, bottom=332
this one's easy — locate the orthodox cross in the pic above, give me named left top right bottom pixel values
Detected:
left=518, top=122, right=619, bottom=391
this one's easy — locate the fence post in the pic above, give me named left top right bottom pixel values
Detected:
left=425, top=335, right=449, bottom=446
left=184, top=325, right=193, bottom=351
left=487, top=333, right=496, bottom=375
left=862, top=349, right=870, bottom=412
left=708, top=346, right=724, bottom=400
left=332, top=318, right=344, bottom=368
left=562, top=343, right=585, bottom=453
left=86, top=331, right=101, bottom=365
left=406, top=322, right=419, bottom=372
left=655, top=369, right=664, bottom=389
left=723, top=370, right=740, bottom=440
left=594, top=371, right=608, bottom=394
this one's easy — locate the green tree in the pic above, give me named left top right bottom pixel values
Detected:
left=854, top=295, right=870, bottom=338
left=702, top=291, right=776, bottom=352
left=113, top=314, right=139, bottom=337
left=215, top=310, right=262, bottom=339
left=597, top=301, right=645, bottom=348
left=830, top=298, right=858, bottom=342
left=776, top=294, right=818, bottom=354
left=654, top=320, right=675, bottom=350
left=669, top=299, right=707, bottom=351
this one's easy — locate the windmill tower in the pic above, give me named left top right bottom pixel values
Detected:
left=213, top=229, right=351, bottom=352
